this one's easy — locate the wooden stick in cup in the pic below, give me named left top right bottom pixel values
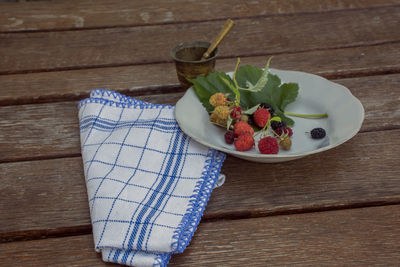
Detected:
left=201, top=19, right=234, bottom=60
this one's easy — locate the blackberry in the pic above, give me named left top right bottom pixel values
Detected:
left=310, top=128, right=326, bottom=139
left=247, top=115, right=254, bottom=126
left=259, top=103, right=275, bottom=114
left=224, top=131, right=235, bottom=144
left=271, top=120, right=286, bottom=130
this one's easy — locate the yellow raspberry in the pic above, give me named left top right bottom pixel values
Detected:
left=214, top=105, right=230, bottom=120
left=279, top=135, right=292, bottom=150
left=210, top=112, right=219, bottom=124
left=209, top=93, right=227, bottom=107
left=210, top=105, right=230, bottom=125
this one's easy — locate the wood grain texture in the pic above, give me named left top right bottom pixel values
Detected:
left=1, top=6, right=400, bottom=73
left=172, top=205, right=400, bottom=266
left=1, top=205, right=399, bottom=266
left=1, top=129, right=400, bottom=239
left=1, top=42, right=400, bottom=105
left=1, top=2, right=399, bottom=266
left=0, top=94, right=182, bottom=163
left=0, top=157, right=90, bottom=238
left=2, top=0, right=399, bottom=32
left=1, top=73, right=400, bottom=162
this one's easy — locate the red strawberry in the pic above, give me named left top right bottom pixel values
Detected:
left=258, top=136, right=279, bottom=154
left=253, top=108, right=271, bottom=128
left=234, top=133, right=254, bottom=151
left=233, top=121, right=254, bottom=137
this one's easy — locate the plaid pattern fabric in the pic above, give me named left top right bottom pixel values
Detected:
left=78, top=90, right=225, bottom=267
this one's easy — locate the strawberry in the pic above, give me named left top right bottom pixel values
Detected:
left=253, top=108, right=271, bottom=128
left=234, top=133, right=254, bottom=151
left=233, top=121, right=254, bottom=137
left=258, top=136, right=279, bottom=154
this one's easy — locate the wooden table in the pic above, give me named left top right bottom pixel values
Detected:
left=1, top=0, right=400, bottom=266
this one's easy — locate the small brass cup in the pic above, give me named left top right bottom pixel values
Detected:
left=170, top=41, right=218, bottom=89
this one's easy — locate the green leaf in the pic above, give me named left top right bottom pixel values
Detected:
left=219, top=75, right=240, bottom=102
left=276, top=83, right=299, bottom=111
left=233, top=64, right=299, bottom=126
left=189, top=71, right=234, bottom=113
left=244, top=104, right=260, bottom=115
left=239, top=57, right=272, bottom=93
left=274, top=110, right=294, bottom=127
left=235, top=64, right=281, bottom=110
left=270, top=116, right=282, bottom=122
left=190, top=58, right=300, bottom=127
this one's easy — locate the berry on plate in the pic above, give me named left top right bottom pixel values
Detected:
left=279, top=135, right=292, bottom=150
left=234, top=133, right=254, bottom=151
left=209, top=93, right=227, bottom=107
left=275, top=126, right=293, bottom=137
left=210, top=105, right=230, bottom=126
left=259, top=103, right=275, bottom=114
left=234, top=121, right=254, bottom=137
left=258, top=136, right=279, bottom=154
left=224, top=131, right=235, bottom=144
left=253, top=108, right=271, bottom=128
left=231, top=106, right=242, bottom=120
left=270, top=120, right=286, bottom=131
left=310, top=127, right=326, bottom=139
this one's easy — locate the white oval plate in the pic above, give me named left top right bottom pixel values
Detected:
left=175, top=68, right=364, bottom=163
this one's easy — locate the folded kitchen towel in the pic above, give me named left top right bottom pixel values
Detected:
left=78, top=89, right=225, bottom=267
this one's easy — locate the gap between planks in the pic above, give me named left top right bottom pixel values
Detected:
left=1, top=68, right=399, bottom=107
left=0, top=84, right=184, bottom=107
left=1, top=39, right=400, bottom=76
left=1, top=71, right=400, bottom=163
left=0, top=125, right=398, bottom=165
left=2, top=3, right=400, bottom=34
left=1, top=128, right=400, bottom=242
left=1, top=6, right=400, bottom=74
left=2, top=201, right=400, bottom=244
left=1, top=204, right=399, bottom=265
left=1, top=41, right=400, bottom=107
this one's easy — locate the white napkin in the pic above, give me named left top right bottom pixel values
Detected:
left=78, top=89, right=225, bottom=267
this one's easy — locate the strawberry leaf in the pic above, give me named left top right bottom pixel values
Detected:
left=190, top=59, right=299, bottom=126
left=188, top=72, right=234, bottom=113
left=235, top=65, right=298, bottom=126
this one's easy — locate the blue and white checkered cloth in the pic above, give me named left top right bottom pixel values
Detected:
left=78, top=89, right=226, bottom=267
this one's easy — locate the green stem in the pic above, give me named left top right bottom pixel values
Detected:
left=232, top=58, right=241, bottom=105
left=254, top=118, right=271, bottom=137
left=284, top=112, right=328, bottom=118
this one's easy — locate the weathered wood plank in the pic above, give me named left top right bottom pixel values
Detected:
left=1, top=6, right=400, bottom=73
left=0, top=157, right=90, bottom=240
left=0, top=94, right=180, bottom=163
left=1, top=129, right=400, bottom=239
left=1, top=205, right=399, bottom=265
left=1, top=42, right=400, bottom=105
left=2, top=0, right=399, bottom=32
left=173, top=205, right=400, bottom=266
left=1, top=73, right=399, bottom=162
